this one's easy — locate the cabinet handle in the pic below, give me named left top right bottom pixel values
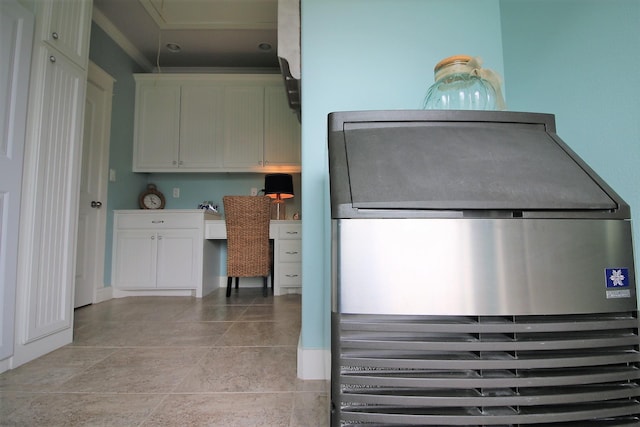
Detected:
left=178, top=160, right=183, bottom=165
left=158, top=235, right=163, bottom=240
left=285, top=251, right=299, bottom=255
left=172, top=160, right=177, bottom=165
left=285, top=274, right=299, bottom=278
left=51, top=32, right=59, bottom=40
left=151, top=220, right=164, bottom=224
left=286, top=231, right=298, bottom=235
left=49, top=55, right=56, bottom=63
left=151, top=235, right=155, bottom=240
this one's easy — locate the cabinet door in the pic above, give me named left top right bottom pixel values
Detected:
left=222, top=86, right=264, bottom=169
left=180, top=85, right=224, bottom=169
left=133, top=84, right=180, bottom=171
left=264, top=86, right=301, bottom=168
left=22, top=46, right=86, bottom=342
left=113, top=230, right=157, bottom=289
left=40, top=0, right=91, bottom=68
left=156, top=229, right=200, bottom=289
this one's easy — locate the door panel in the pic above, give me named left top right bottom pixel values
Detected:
left=0, top=0, right=34, bottom=361
left=75, top=64, right=113, bottom=308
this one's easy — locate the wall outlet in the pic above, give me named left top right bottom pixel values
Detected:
left=250, top=187, right=258, bottom=196
left=173, top=187, right=180, bottom=198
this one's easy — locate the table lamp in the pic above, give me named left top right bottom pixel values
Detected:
left=264, top=173, right=294, bottom=220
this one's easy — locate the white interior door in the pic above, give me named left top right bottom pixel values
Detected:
left=0, top=1, right=34, bottom=362
left=74, top=63, right=113, bottom=308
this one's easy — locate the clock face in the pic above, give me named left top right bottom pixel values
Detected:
left=142, top=193, right=163, bottom=209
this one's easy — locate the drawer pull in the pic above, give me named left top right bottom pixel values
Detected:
left=286, top=231, right=299, bottom=235
left=285, top=274, right=299, bottom=278
left=151, top=220, right=164, bottom=224
left=285, top=251, right=299, bottom=255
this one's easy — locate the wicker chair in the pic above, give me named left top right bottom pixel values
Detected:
left=223, top=195, right=272, bottom=297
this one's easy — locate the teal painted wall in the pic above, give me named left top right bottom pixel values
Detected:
left=300, top=0, right=505, bottom=349
left=147, top=173, right=301, bottom=216
left=301, top=0, right=640, bottom=356
left=89, top=24, right=146, bottom=286
left=500, top=0, right=640, bottom=278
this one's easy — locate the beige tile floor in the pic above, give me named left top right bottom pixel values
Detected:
left=0, top=288, right=329, bottom=426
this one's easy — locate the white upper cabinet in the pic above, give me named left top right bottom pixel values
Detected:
left=264, top=85, right=301, bottom=167
left=133, top=84, right=180, bottom=170
left=39, top=0, right=92, bottom=68
left=180, top=85, right=225, bottom=168
left=132, top=74, right=301, bottom=173
left=222, top=86, right=265, bottom=168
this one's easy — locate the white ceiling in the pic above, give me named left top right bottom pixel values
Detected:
left=92, top=0, right=280, bottom=70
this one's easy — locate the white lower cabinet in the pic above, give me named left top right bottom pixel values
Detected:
left=112, top=210, right=214, bottom=296
left=274, top=224, right=302, bottom=295
left=113, top=229, right=157, bottom=289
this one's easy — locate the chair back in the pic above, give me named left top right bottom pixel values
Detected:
left=223, top=196, right=271, bottom=277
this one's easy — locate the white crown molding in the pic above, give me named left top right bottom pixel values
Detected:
left=92, top=8, right=154, bottom=72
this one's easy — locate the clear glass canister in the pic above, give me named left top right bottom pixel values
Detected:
left=423, top=55, right=505, bottom=110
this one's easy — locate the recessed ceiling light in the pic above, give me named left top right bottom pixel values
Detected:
left=166, top=42, right=181, bottom=53
left=258, top=43, right=272, bottom=51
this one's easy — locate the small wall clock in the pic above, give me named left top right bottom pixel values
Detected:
left=139, top=183, right=165, bottom=209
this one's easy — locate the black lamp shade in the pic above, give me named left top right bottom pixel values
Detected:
left=264, top=174, right=294, bottom=199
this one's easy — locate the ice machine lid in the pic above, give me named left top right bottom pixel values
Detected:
left=330, top=111, right=618, bottom=213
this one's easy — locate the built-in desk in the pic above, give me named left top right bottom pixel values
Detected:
left=205, top=220, right=302, bottom=296
left=111, top=210, right=301, bottom=298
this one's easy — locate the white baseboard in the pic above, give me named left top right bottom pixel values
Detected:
left=94, top=286, right=113, bottom=303
left=297, top=335, right=331, bottom=380
left=217, top=276, right=266, bottom=288
left=112, top=289, right=195, bottom=298
left=0, top=358, right=10, bottom=374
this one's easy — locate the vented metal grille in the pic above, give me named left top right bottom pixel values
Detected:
left=332, top=312, right=640, bottom=426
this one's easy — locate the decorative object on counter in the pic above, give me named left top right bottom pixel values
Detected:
left=223, top=196, right=272, bottom=297
left=138, top=183, right=165, bottom=209
left=264, top=173, right=294, bottom=220
left=423, top=55, right=505, bottom=111
left=293, top=212, right=300, bottom=220
left=198, top=201, right=218, bottom=213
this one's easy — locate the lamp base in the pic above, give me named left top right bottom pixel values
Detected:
left=271, top=199, right=286, bottom=220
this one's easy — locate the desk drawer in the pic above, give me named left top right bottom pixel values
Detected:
left=116, top=212, right=202, bottom=229
left=278, top=263, right=302, bottom=286
left=279, top=240, right=301, bottom=262
left=278, top=224, right=301, bottom=239
left=205, top=221, right=227, bottom=239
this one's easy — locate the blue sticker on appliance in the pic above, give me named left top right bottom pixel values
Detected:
left=605, top=268, right=629, bottom=288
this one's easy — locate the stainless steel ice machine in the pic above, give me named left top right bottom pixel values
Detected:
left=328, top=110, right=639, bottom=426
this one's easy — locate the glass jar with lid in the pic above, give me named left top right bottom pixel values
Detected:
left=423, top=55, right=505, bottom=110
